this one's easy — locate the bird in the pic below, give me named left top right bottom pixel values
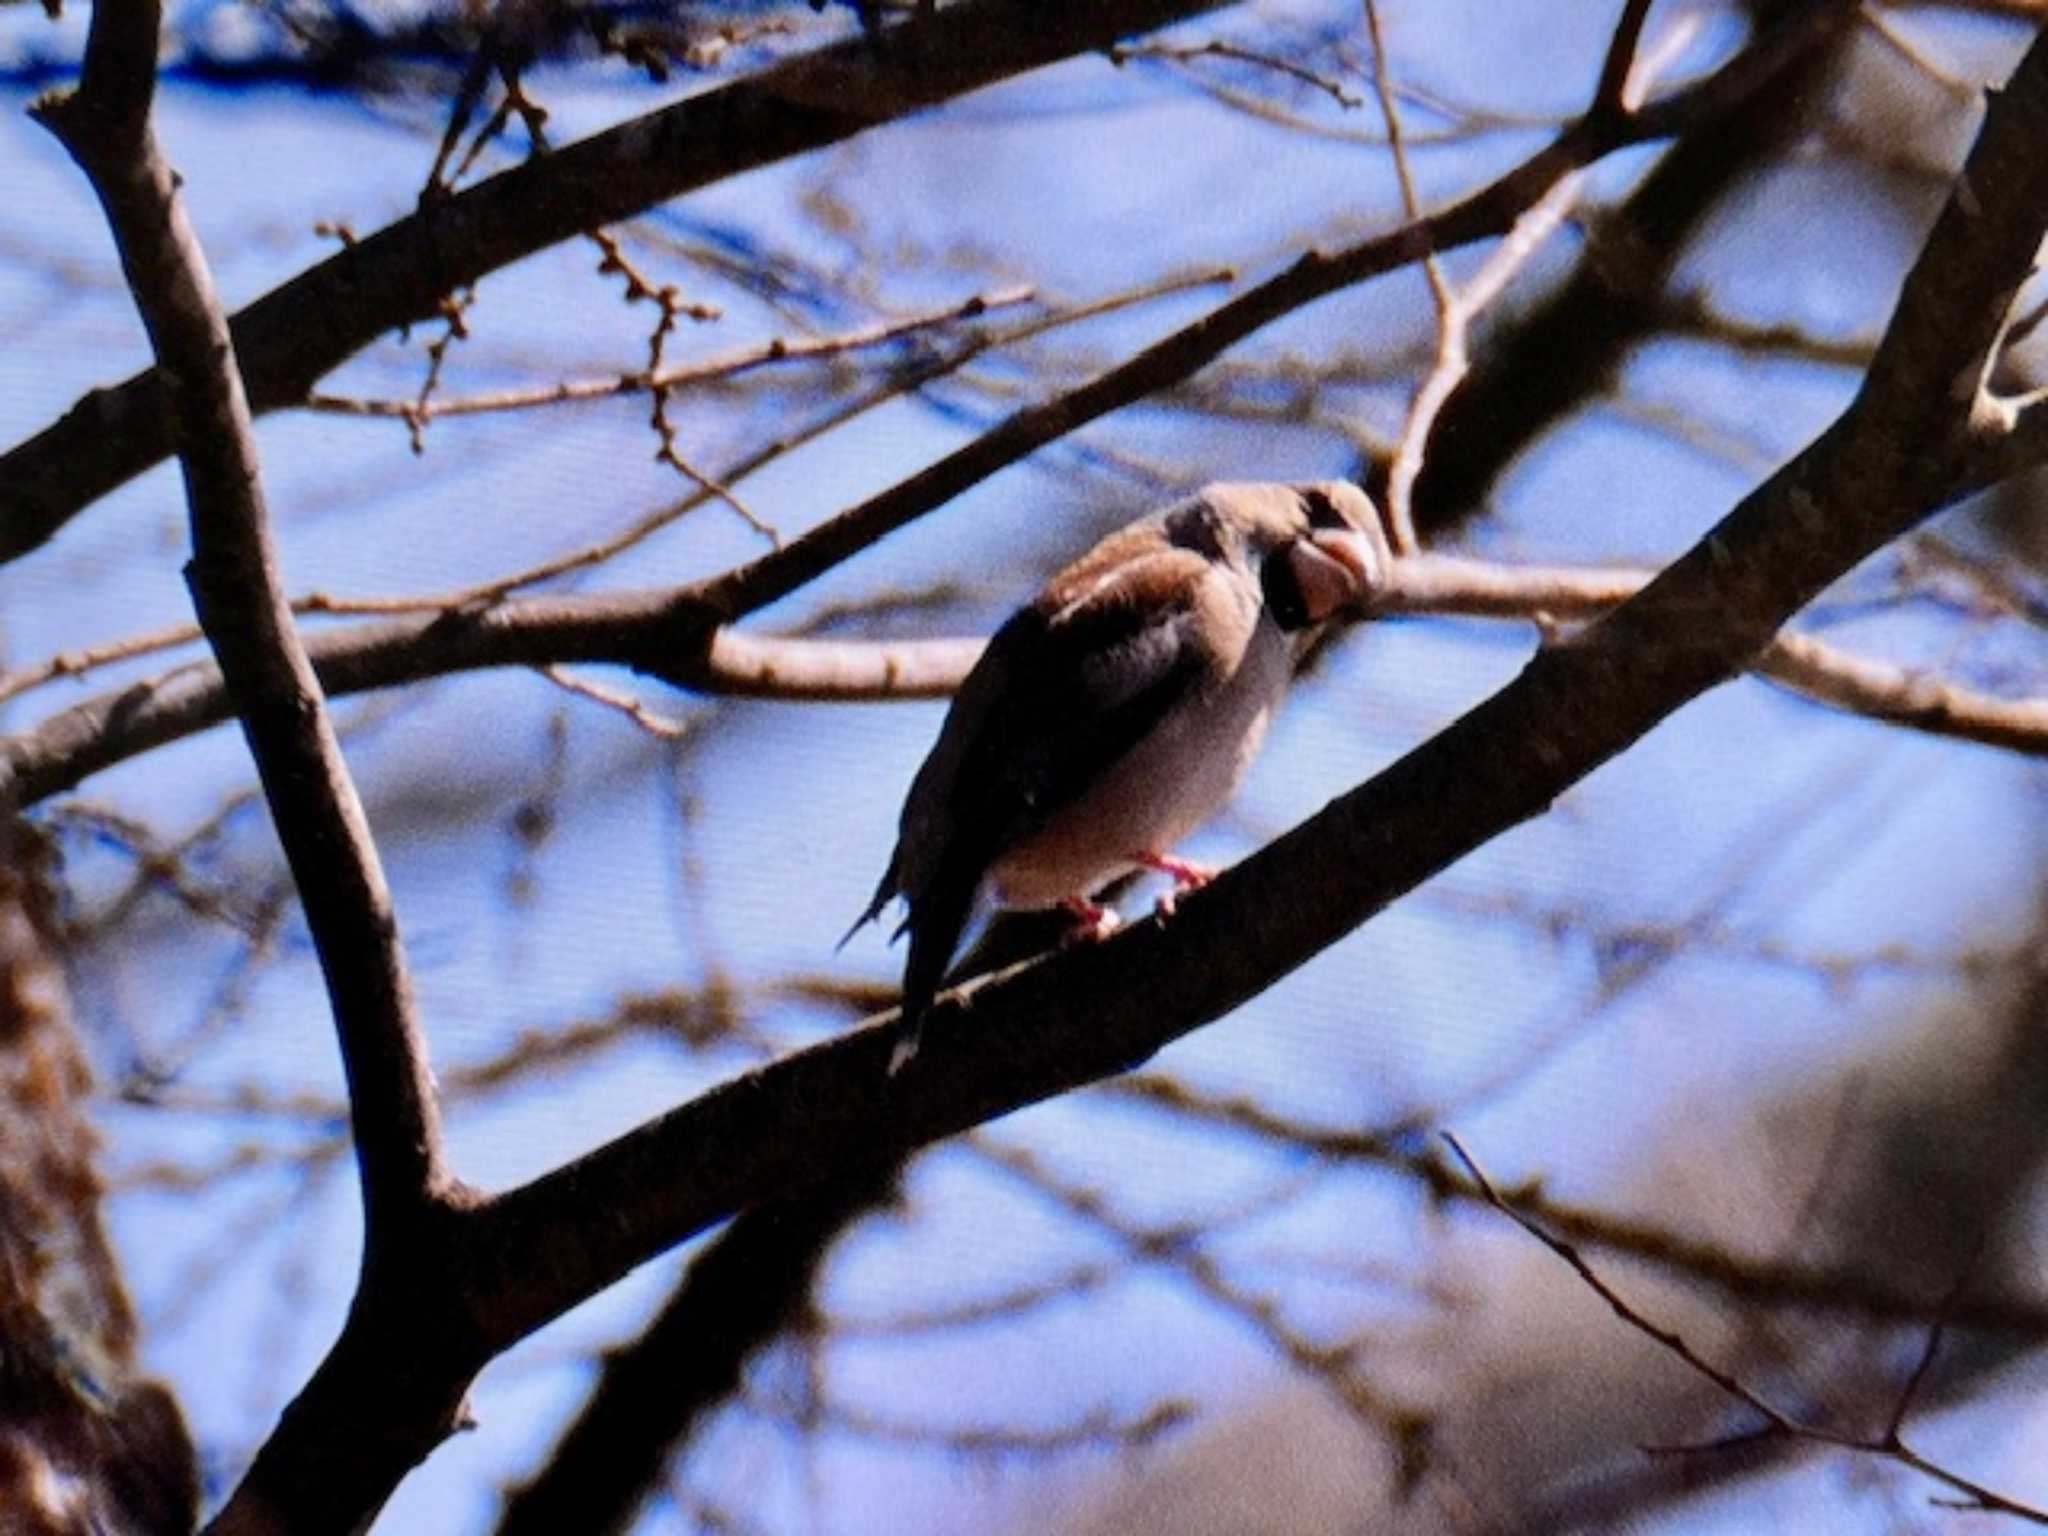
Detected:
left=845, top=480, right=1387, bottom=1072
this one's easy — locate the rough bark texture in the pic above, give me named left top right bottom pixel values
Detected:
left=0, top=820, right=198, bottom=1536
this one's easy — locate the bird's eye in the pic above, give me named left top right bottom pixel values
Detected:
left=1299, top=487, right=1352, bottom=531
left=1260, top=548, right=1312, bottom=632
left=1164, top=501, right=1228, bottom=559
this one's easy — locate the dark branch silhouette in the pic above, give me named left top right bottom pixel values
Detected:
left=0, top=0, right=1234, bottom=564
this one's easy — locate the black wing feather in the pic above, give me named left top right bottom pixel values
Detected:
left=884, top=568, right=1217, bottom=1059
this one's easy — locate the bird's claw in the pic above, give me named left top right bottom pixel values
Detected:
left=1136, top=850, right=1216, bottom=917
left=1059, top=897, right=1121, bottom=945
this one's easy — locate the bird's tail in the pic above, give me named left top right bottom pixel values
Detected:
left=837, top=849, right=901, bottom=953
left=890, top=860, right=980, bottom=1074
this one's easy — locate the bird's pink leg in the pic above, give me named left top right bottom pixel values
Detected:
left=1136, top=851, right=1217, bottom=886
left=1135, top=850, right=1216, bottom=916
left=1059, top=895, right=1122, bottom=944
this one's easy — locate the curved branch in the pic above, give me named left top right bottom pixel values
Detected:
left=0, top=0, right=1231, bottom=564
left=31, top=0, right=445, bottom=1236
left=1404, top=0, right=1857, bottom=536
left=6, top=547, right=2043, bottom=822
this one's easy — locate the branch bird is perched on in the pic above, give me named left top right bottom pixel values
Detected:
left=847, top=481, right=1387, bottom=1072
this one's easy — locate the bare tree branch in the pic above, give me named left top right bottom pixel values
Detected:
left=1403, top=0, right=1858, bottom=535
left=32, top=0, right=446, bottom=1240
left=496, top=1162, right=904, bottom=1536
left=450, top=9, right=2048, bottom=1429
left=303, top=283, right=1038, bottom=425
left=5, top=547, right=2041, bottom=828
left=1757, top=629, right=2048, bottom=755
left=1443, top=1132, right=2048, bottom=1526
left=1592, top=0, right=1660, bottom=113
left=0, top=0, right=1234, bottom=563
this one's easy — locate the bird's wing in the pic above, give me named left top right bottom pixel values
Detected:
left=907, top=540, right=1229, bottom=893
left=844, top=568, right=1197, bottom=947
left=844, top=581, right=1166, bottom=952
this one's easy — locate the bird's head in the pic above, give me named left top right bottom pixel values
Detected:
left=1175, top=481, right=1387, bottom=632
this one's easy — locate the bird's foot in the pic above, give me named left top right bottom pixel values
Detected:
left=1059, top=896, right=1121, bottom=945
left=1135, top=851, right=1216, bottom=916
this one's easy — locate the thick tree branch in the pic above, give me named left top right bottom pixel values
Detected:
left=691, top=0, right=1862, bottom=624
left=459, top=15, right=2048, bottom=1383
left=30, top=0, right=447, bottom=1255
left=496, top=1162, right=903, bottom=1536
left=0, top=0, right=1230, bottom=564
left=1403, top=0, right=1856, bottom=535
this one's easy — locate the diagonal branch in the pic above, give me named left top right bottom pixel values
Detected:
left=0, top=0, right=1232, bottom=565
left=1443, top=1133, right=2048, bottom=1525
left=463, top=18, right=2048, bottom=1362
left=495, top=1161, right=904, bottom=1536
left=692, top=0, right=1863, bottom=624
left=31, top=0, right=446, bottom=1233
left=3, top=545, right=2044, bottom=829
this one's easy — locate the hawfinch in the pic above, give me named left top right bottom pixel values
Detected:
left=849, top=480, right=1386, bottom=1071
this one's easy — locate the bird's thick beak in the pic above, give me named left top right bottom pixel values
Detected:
left=1286, top=529, right=1381, bottom=623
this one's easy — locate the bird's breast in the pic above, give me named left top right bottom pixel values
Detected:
left=986, top=616, right=1293, bottom=909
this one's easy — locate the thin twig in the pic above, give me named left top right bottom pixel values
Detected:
left=535, top=666, right=693, bottom=740
left=1363, top=0, right=1449, bottom=556
left=405, top=289, right=474, bottom=453
left=1881, top=1231, right=1988, bottom=1444
left=304, top=285, right=1038, bottom=423
left=1443, top=1133, right=2048, bottom=1526
left=1109, top=37, right=1366, bottom=109
left=1592, top=0, right=1658, bottom=117
left=1383, top=174, right=1584, bottom=546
